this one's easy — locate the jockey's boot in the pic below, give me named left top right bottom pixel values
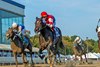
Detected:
left=23, top=38, right=29, bottom=47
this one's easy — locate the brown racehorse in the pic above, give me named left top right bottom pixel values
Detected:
left=6, top=28, right=33, bottom=67
left=73, top=41, right=88, bottom=64
left=34, top=17, right=64, bottom=67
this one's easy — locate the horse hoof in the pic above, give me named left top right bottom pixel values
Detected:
left=24, top=61, right=28, bottom=64
left=28, top=64, right=34, bottom=67
left=50, top=65, right=53, bottom=67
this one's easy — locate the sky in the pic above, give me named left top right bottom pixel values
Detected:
left=13, top=0, right=100, bottom=40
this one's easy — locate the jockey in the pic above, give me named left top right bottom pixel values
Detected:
left=73, top=36, right=84, bottom=51
left=74, top=37, right=82, bottom=45
left=96, top=26, right=100, bottom=33
left=12, top=22, right=30, bottom=46
left=41, top=11, right=56, bottom=31
left=41, top=11, right=60, bottom=39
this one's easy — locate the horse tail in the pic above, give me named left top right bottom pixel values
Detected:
left=59, top=41, right=64, bottom=49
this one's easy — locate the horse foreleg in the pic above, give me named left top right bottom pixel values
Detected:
left=58, top=52, right=61, bottom=63
left=49, top=47, right=55, bottom=67
left=84, top=54, right=88, bottom=63
left=47, top=46, right=53, bottom=67
left=56, top=41, right=61, bottom=63
left=22, top=53, right=27, bottom=67
left=49, top=51, right=53, bottom=67
left=30, top=51, right=33, bottom=64
left=27, top=43, right=33, bottom=64
left=13, top=52, right=18, bottom=67
left=80, top=55, right=83, bottom=64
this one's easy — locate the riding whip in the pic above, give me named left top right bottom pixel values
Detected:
left=97, top=18, right=100, bottom=27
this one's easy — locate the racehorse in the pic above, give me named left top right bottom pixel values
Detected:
left=73, top=41, right=88, bottom=64
left=97, top=32, right=100, bottom=50
left=6, top=28, right=33, bottom=67
left=34, top=17, right=64, bottom=67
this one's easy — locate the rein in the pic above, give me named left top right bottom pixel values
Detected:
left=38, top=25, right=47, bottom=31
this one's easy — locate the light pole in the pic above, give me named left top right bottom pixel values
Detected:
left=86, top=37, right=88, bottom=53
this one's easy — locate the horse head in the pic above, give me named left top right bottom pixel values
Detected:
left=34, top=17, right=42, bottom=33
left=34, top=17, right=46, bottom=33
left=6, top=28, right=15, bottom=40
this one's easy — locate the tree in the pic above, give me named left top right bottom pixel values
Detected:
left=30, top=35, right=39, bottom=47
left=30, top=35, right=99, bottom=54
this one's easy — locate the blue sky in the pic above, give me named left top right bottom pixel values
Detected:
left=13, top=0, right=100, bottom=40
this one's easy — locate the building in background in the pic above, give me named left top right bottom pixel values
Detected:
left=0, top=0, right=25, bottom=44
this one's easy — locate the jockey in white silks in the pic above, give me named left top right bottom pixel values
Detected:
left=73, top=36, right=84, bottom=51
left=96, top=26, right=100, bottom=33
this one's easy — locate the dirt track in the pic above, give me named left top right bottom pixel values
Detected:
left=0, top=60, right=100, bottom=67
left=0, top=64, right=99, bottom=67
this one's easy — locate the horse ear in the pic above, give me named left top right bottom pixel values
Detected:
left=36, top=17, right=38, bottom=20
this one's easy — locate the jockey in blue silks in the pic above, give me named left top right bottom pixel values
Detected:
left=12, top=22, right=30, bottom=46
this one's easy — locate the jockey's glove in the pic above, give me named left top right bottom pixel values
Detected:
left=13, top=30, right=18, bottom=33
left=46, top=24, right=53, bottom=28
left=50, top=25, right=53, bottom=28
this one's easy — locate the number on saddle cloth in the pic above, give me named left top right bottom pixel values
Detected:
left=54, top=27, right=60, bottom=40
left=23, top=36, right=29, bottom=46
left=51, top=27, right=61, bottom=47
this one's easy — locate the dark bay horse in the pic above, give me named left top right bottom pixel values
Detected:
left=73, top=41, right=88, bottom=64
left=6, top=28, right=33, bottom=67
left=34, top=17, right=64, bottom=67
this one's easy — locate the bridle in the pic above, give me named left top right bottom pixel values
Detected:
left=35, top=19, right=47, bottom=33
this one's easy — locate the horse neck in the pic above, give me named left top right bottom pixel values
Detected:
left=11, top=36, right=23, bottom=47
left=40, top=26, right=53, bottom=41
